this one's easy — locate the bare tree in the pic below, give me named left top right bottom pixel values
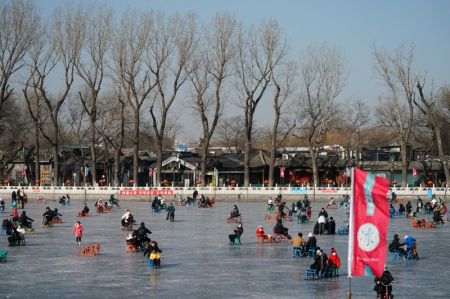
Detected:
left=23, top=90, right=42, bottom=184
left=188, top=13, right=236, bottom=186
left=296, top=45, right=346, bottom=187
left=373, top=45, right=420, bottom=187
left=23, top=6, right=84, bottom=185
left=439, top=87, right=450, bottom=153
left=66, top=97, right=89, bottom=185
left=111, top=10, right=155, bottom=186
left=337, top=100, right=371, bottom=162
left=22, top=20, right=50, bottom=185
left=415, top=82, right=450, bottom=186
left=214, top=115, right=245, bottom=153
left=75, top=7, right=112, bottom=186
left=235, top=21, right=289, bottom=186
left=148, top=13, right=197, bottom=186
left=267, top=60, right=296, bottom=187
left=0, top=0, right=39, bottom=120
left=97, top=88, right=127, bottom=186
left=0, top=97, right=29, bottom=181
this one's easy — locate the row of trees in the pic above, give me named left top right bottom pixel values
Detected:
left=1, top=1, right=449, bottom=187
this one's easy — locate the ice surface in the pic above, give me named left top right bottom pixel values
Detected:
left=0, top=199, right=448, bottom=298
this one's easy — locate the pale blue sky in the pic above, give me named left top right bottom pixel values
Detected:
left=36, top=0, right=450, bottom=142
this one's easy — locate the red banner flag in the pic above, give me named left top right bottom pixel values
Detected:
left=280, top=167, right=285, bottom=178
left=412, top=167, right=417, bottom=177
left=348, top=168, right=390, bottom=277
left=149, top=168, right=153, bottom=177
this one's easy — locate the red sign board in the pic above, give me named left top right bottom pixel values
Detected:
left=119, top=189, right=174, bottom=197
left=320, top=189, right=339, bottom=193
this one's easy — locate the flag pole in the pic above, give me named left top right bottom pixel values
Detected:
left=347, top=167, right=355, bottom=299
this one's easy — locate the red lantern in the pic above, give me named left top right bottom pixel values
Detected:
left=196, top=179, right=202, bottom=185
left=427, top=180, right=433, bottom=186
left=129, top=179, right=135, bottom=185
left=264, top=180, right=269, bottom=186
left=65, top=179, right=71, bottom=186
left=295, top=179, right=301, bottom=185
left=327, top=179, right=333, bottom=185
left=162, top=179, right=170, bottom=186
left=35, top=179, right=40, bottom=185
left=230, top=180, right=236, bottom=186
left=4, top=179, right=10, bottom=185
left=392, top=180, right=397, bottom=185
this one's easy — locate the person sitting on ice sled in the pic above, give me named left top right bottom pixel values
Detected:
left=144, top=241, right=162, bottom=268
left=374, top=266, right=395, bottom=299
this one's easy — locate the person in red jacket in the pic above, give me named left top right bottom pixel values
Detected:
left=325, top=248, right=341, bottom=277
left=255, top=225, right=268, bottom=242
left=10, top=208, right=19, bottom=222
left=72, top=221, right=84, bottom=245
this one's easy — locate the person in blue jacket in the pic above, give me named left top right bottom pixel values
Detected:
left=404, top=235, right=419, bottom=259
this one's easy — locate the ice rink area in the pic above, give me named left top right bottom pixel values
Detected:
left=0, top=198, right=449, bottom=298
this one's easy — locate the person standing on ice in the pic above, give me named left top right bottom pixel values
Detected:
left=72, top=221, right=84, bottom=245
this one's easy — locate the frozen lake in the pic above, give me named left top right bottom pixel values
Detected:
left=0, top=198, right=449, bottom=298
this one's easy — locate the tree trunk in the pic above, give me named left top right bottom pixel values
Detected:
left=268, top=149, right=276, bottom=187
left=435, top=127, right=450, bottom=187
left=114, top=149, right=120, bottom=187
left=34, top=120, right=40, bottom=185
left=133, top=109, right=139, bottom=187
left=156, top=140, right=163, bottom=186
left=53, top=141, right=59, bottom=186
left=90, top=117, right=97, bottom=186
left=268, top=103, right=280, bottom=187
left=416, top=83, right=450, bottom=187
left=309, top=147, right=318, bottom=188
left=244, top=136, right=251, bottom=187
left=200, top=142, right=208, bottom=187
left=400, top=140, right=408, bottom=187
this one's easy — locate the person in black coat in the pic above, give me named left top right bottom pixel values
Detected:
left=327, top=217, right=336, bottom=235
left=229, top=223, right=243, bottom=243
left=143, top=240, right=162, bottom=259
left=310, top=248, right=327, bottom=275
left=83, top=203, right=90, bottom=214
left=303, top=196, right=310, bottom=208
left=388, top=234, right=406, bottom=256
left=18, top=211, right=34, bottom=228
left=405, top=201, right=412, bottom=215
left=151, top=197, right=160, bottom=212
left=53, top=208, right=62, bottom=217
left=273, top=219, right=289, bottom=238
left=42, top=207, right=55, bottom=226
left=136, top=222, right=152, bottom=249
left=374, top=266, right=395, bottom=298
left=313, top=221, right=320, bottom=235
left=432, top=209, right=443, bottom=225
left=193, top=190, right=198, bottom=202
left=278, top=202, right=288, bottom=218
left=318, top=208, right=328, bottom=219
left=2, top=219, right=13, bottom=235
left=305, top=232, right=317, bottom=252
left=8, top=227, right=21, bottom=246
left=230, top=205, right=240, bottom=218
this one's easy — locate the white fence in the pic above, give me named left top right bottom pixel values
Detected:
left=0, top=185, right=448, bottom=201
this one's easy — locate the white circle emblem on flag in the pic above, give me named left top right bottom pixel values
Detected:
left=357, top=223, right=380, bottom=252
